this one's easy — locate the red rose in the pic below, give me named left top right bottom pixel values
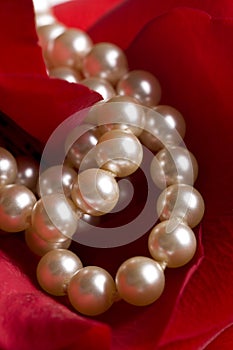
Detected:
left=0, top=1, right=233, bottom=349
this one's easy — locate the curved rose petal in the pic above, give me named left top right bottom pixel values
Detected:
left=54, top=0, right=233, bottom=48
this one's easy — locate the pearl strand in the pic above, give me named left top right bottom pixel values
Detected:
left=0, top=4, right=205, bottom=316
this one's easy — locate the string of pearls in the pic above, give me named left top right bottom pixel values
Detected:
left=0, top=4, right=205, bottom=316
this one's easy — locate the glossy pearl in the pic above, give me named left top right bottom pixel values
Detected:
left=139, top=108, right=183, bottom=152
left=47, top=29, right=93, bottom=68
left=0, top=184, right=36, bottom=232
left=25, top=226, right=71, bottom=257
left=95, top=130, right=143, bottom=177
left=48, top=66, right=82, bottom=83
left=66, top=125, right=99, bottom=169
left=15, top=156, right=39, bottom=191
left=0, top=147, right=17, bottom=187
left=116, top=70, right=161, bottom=106
left=97, top=96, right=145, bottom=136
left=32, top=194, right=79, bottom=242
left=68, top=266, right=117, bottom=316
left=81, top=77, right=116, bottom=100
left=150, top=146, right=198, bottom=189
left=71, top=168, right=119, bottom=216
left=115, top=256, right=165, bottom=306
left=154, top=105, right=186, bottom=139
left=157, top=184, right=205, bottom=228
left=148, top=219, right=197, bottom=267
left=37, top=249, right=83, bottom=296
left=37, top=165, right=77, bottom=198
left=37, top=23, right=66, bottom=52
left=82, top=42, right=128, bottom=85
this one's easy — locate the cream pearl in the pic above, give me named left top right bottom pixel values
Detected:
left=157, top=184, right=205, bottom=228
left=97, top=96, right=145, bottom=136
left=67, top=266, right=117, bottom=316
left=95, top=129, right=143, bottom=177
left=115, top=256, right=165, bottom=306
left=139, top=108, right=183, bottom=152
left=37, top=249, right=83, bottom=296
left=66, top=125, right=99, bottom=169
left=150, top=146, right=198, bottom=189
left=0, top=184, right=36, bottom=232
left=32, top=194, right=79, bottom=242
left=81, top=77, right=116, bottom=100
left=0, top=147, right=17, bottom=187
left=37, top=165, right=77, bottom=197
left=25, top=226, right=71, bottom=257
left=48, top=66, right=82, bottom=83
left=15, top=156, right=39, bottom=191
left=82, top=42, right=128, bottom=85
left=47, top=29, right=93, bottom=68
left=116, top=70, right=161, bottom=106
left=71, top=168, right=119, bottom=216
left=154, top=105, right=186, bottom=139
left=37, top=23, right=66, bottom=52
left=148, top=219, right=197, bottom=268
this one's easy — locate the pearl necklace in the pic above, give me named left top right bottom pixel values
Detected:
left=0, top=3, right=205, bottom=316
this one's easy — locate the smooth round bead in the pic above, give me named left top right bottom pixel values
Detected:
left=148, top=219, right=197, bottom=267
left=116, top=70, right=161, bottom=106
left=95, top=130, right=143, bottom=177
left=115, top=256, right=165, bottom=306
left=37, top=249, right=83, bottom=296
left=37, top=23, right=65, bottom=52
left=15, top=156, right=39, bottom=191
left=48, top=66, right=82, bottom=83
left=154, top=105, right=186, bottom=139
left=81, top=77, right=116, bottom=100
left=25, top=226, right=71, bottom=257
left=97, top=96, right=145, bottom=136
left=37, top=165, right=77, bottom=197
left=82, top=42, right=128, bottom=85
left=71, top=168, right=119, bottom=216
left=47, top=29, right=93, bottom=68
left=68, top=266, right=117, bottom=316
left=139, top=109, right=183, bottom=152
left=66, top=126, right=99, bottom=169
left=157, top=184, right=205, bottom=228
left=32, top=194, right=79, bottom=242
left=150, top=146, right=198, bottom=189
left=0, top=184, right=36, bottom=232
left=0, top=147, right=17, bottom=187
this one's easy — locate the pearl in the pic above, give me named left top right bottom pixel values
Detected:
left=148, top=219, right=197, bottom=267
left=48, top=66, right=82, bottom=83
left=37, top=23, right=66, bottom=52
left=25, top=226, right=71, bottom=257
left=95, top=129, right=143, bottom=177
left=37, top=165, right=77, bottom=197
left=97, top=95, right=145, bottom=136
left=47, top=29, right=93, bottom=68
left=15, top=156, right=39, bottom=191
left=154, top=105, right=186, bottom=139
left=81, top=77, right=116, bottom=100
left=0, top=184, right=36, bottom=232
left=115, top=256, right=165, bottom=306
left=67, top=266, right=117, bottom=316
left=37, top=249, right=83, bottom=296
left=150, top=146, right=198, bottom=189
left=82, top=42, right=128, bottom=85
left=71, top=168, right=119, bottom=216
left=116, top=70, right=161, bottom=106
left=0, top=147, right=17, bottom=187
left=157, top=184, right=205, bottom=228
left=66, top=125, right=99, bottom=169
left=139, top=108, right=183, bottom=152
left=32, top=194, right=79, bottom=242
